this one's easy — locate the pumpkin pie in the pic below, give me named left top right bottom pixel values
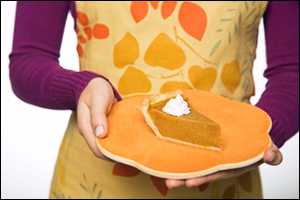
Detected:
left=141, top=90, right=223, bottom=150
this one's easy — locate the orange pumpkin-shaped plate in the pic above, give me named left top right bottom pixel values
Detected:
left=96, top=89, right=272, bottom=179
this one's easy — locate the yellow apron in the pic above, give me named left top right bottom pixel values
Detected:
left=50, top=1, right=268, bottom=198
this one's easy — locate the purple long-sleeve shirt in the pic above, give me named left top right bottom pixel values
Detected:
left=9, top=1, right=299, bottom=148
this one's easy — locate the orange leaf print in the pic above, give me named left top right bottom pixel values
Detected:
left=161, top=1, right=177, bottom=19
left=188, top=65, right=217, bottom=91
left=114, top=33, right=139, bottom=68
left=78, top=35, right=87, bottom=44
left=179, top=2, right=207, bottom=41
left=198, top=182, right=210, bottom=192
left=150, top=176, right=168, bottom=196
left=221, top=60, right=241, bottom=93
left=77, top=44, right=83, bottom=57
left=150, top=1, right=159, bottom=9
left=93, top=23, right=109, bottom=39
left=118, top=66, right=152, bottom=95
left=131, top=1, right=149, bottom=23
left=112, top=163, right=140, bottom=177
left=144, top=33, right=186, bottom=70
left=84, top=27, right=92, bottom=40
left=160, top=81, right=191, bottom=93
left=77, top=11, right=89, bottom=26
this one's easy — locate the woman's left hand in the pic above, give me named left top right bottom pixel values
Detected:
left=165, top=142, right=283, bottom=189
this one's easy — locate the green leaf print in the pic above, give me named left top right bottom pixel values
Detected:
left=245, top=1, right=249, bottom=11
left=209, top=40, right=222, bottom=56
left=220, top=18, right=232, bottom=22
left=79, top=173, right=103, bottom=198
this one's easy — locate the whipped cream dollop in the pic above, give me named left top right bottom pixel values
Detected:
left=162, top=94, right=191, bottom=117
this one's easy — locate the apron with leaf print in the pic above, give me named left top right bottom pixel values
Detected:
left=50, top=1, right=268, bottom=198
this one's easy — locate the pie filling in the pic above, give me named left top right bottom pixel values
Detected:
left=148, top=97, right=223, bottom=149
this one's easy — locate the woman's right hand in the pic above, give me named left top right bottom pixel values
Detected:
left=77, top=77, right=116, bottom=160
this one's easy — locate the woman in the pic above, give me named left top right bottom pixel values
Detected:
left=9, top=1, right=298, bottom=198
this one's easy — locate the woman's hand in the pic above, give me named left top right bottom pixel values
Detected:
left=77, top=78, right=116, bottom=160
left=165, top=142, right=283, bottom=189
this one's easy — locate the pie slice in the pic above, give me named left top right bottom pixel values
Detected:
left=141, top=90, right=223, bottom=150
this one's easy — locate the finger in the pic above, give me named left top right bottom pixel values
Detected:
left=185, top=170, right=242, bottom=188
left=187, top=170, right=236, bottom=188
left=271, top=150, right=283, bottom=165
left=77, top=102, right=109, bottom=160
left=105, top=97, right=116, bottom=115
left=264, top=148, right=275, bottom=163
left=109, top=97, right=118, bottom=111
left=165, top=179, right=185, bottom=189
left=91, top=95, right=110, bottom=138
left=185, top=159, right=264, bottom=188
left=185, top=176, right=209, bottom=188
left=264, top=144, right=283, bottom=165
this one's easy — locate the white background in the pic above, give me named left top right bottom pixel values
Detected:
left=1, top=1, right=299, bottom=199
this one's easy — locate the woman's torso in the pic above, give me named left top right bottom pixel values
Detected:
left=50, top=1, right=267, bottom=198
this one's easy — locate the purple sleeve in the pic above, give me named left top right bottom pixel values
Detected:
left=256, top=1, right=299, bottom=148
left=9, top=1, right=121, bottom=111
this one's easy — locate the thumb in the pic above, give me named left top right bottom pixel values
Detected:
left=94, top=113, right=108, bottom=138
left=91, top=96, right=110, bottom=138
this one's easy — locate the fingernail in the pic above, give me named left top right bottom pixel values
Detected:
left=95, top=125, right=105, bottom=137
